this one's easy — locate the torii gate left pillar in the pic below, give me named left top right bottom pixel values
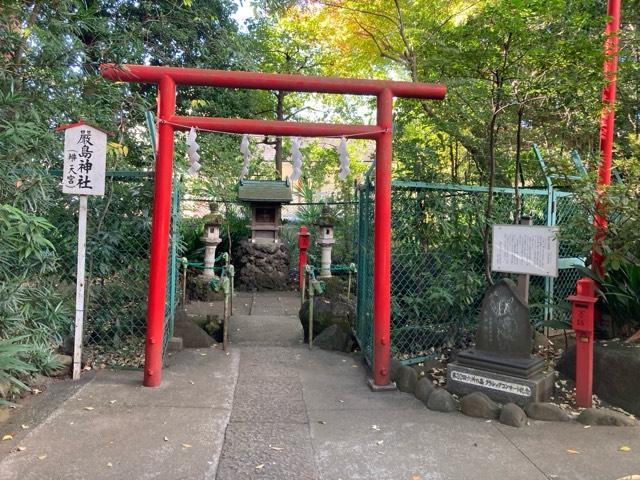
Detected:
left=101, top=64, right=446, bottom=387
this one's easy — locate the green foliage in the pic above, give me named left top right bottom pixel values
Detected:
left=0, top=205, right=71, bottom=347
left=0, top=337, right=37, bottom=404
left=575, top=265, right=640, bottom=337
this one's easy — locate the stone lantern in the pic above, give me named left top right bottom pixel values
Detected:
left=202, top=202, right=223, bottom=278
left=315, top=204, right=336, bottom=278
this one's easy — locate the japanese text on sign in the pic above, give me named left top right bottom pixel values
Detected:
left=491, top=225, right=559, bottom=277
left=62, top=125, right=106, bottom=196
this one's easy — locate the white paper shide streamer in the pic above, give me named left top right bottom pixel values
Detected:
left=239, top=134, right=250, bottom=181
left=338, top=137, right=350, bottom=181
left=186, top=127, right=201, bottom=176
left=290, top=137, right=302, bottom=182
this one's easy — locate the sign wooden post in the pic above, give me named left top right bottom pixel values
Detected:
left=73, top=195, right=88, bottom=380
left=58, top=120, right=108, bottom=380
left=516, top=216, right=532, bottom=303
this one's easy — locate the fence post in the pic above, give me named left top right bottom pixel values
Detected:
left=306, top=265, right=314, bottom=349
left=347, top=263, right=357, bottom=301
left=228, top=264, right=235, bottom=316
left=180, top=257, right=188, bottom=305
left=221, top=276, right=230, bottom=351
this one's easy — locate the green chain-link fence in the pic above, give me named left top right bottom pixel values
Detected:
left=355, top=167, right=584, bottom=365
left=45, top=171, right=181, bottom=367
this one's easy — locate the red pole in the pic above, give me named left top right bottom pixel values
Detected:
left=592, top=0, right=622, bottom=276
left=297, top=225, right=310, bottom=289
left=373, top=89, right=393, bottom=386
left=144, top=75, right=176, bottom=387
left=569, top=278, right=598, bottom=407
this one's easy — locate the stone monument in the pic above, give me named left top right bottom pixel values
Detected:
left=314, top=204, right=335, bottom=278
left=202, top=202, right=222, bottom=278
left=447, top=279, right=554, bottom=406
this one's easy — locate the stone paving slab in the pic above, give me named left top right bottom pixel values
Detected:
left=0, top=349, right=239, bottom=480
left=230, top=377, right=308, bottom=424
left=216, top=422, right=317, bottom=480
left=309, top=407, right=549, bottom=480
left=231, top=314, right=303, bottom=346
left=494, top=421, right=640, bottom=480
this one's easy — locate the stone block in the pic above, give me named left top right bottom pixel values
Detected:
left=167, top=336, right=183, bottom=352
left=557, top=342, right=640, bottom=417
left=577, top=408, right=638, bottom=427
left=461, top=391, right=500, bottom=419
left=395, top=365, right=417, bottom=393
left=447, top=362, right=554, bottom=407
left=500, top=403, right=527, bottom=428
left=414, top=378, right=436, bottom=405
left=524, top=402, right=571, bottom=422
left=427, top=388, right=458, bottom=412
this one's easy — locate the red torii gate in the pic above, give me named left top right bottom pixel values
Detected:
left=100, top=64, right=446, bottom=388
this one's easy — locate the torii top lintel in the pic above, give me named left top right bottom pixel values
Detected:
left=100, top=64, right=446, bottom=100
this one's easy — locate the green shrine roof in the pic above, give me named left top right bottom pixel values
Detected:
left=238, top=179, right=292, bottom=203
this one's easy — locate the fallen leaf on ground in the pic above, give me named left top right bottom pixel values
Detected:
left=20, top=425, right=29, bottom=430
left=619, top=446, right=632, bottom=452
left=109, top=400, right=116, bottom=404
left=38, top=455, right=47, bottom=460
left=32, top=389, right=41, bottom=395
left=411, top=476, right=422, bottom=480
left=200, top=353, right=207, bottom=356
left=351, top=365, right=359, bottom=368
left=181, top=443, right=192, bottom=449
left=371, top=425, right=380, bottom=431
left=164, top=436, right=169, bottom=442
left=615, top=476, right=640, bottom=480
left=269, top=446, right=283, bottom=451
left=17, top=446, right=26, bottom=452
left=2, top=435, right=13, bottom=441
left=107, top=462, right=113, bottom=467
left=83, top=407, right=95, bottom=411
left=255, top=464, right=264, bottom=470
left=318, top=421, right=326, bottom=425
left=566, top=449, right=580, bottom=454
left=376, top=440, right=384, bottom=445
left=583, top=425, right=591, bottom=429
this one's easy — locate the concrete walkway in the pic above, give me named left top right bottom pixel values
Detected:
left=1, top=291, right=639, bottom=480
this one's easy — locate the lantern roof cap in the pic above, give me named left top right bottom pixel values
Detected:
left=315, top=204, right=336, bottom=227
left=238, top=179, right=292, bottom=203
left=203, top=202, right=223, bottom=225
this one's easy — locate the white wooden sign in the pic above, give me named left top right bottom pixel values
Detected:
left=491, top=224, right=559, bottom=277
left=59, top=121, right=108, bottom=380
left=62, top=125, right=106, bottom=196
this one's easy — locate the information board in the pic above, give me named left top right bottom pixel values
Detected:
left=491, top=224, right=559, bottom=277
left=62, top=125, right=106, bottom=196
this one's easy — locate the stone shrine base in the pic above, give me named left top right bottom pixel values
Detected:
left=446, top=362, right=555, bottom=406
left=235, top=239, right=290, bottom=291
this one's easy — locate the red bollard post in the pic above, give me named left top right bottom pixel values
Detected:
left=298, top=226, right=311, bottom=290
left=567, top=278, right=598, bottom=408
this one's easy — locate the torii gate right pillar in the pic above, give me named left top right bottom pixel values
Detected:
left=372, top=88, right=394, bottom=387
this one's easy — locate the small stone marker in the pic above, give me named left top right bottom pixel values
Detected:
left=475, top=280, right=532, bottom=359
left=447, top=279, right=554, bottom=406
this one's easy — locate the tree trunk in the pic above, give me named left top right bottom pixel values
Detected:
left=274, top=90, right=286, bottom=177
left=514, top=105, right=524, bottom=222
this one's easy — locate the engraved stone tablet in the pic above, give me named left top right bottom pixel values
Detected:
left=475, top=279, right=531, bottom=358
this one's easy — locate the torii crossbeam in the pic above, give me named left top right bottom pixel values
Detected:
left=100, top=64, right=446, bottom=388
